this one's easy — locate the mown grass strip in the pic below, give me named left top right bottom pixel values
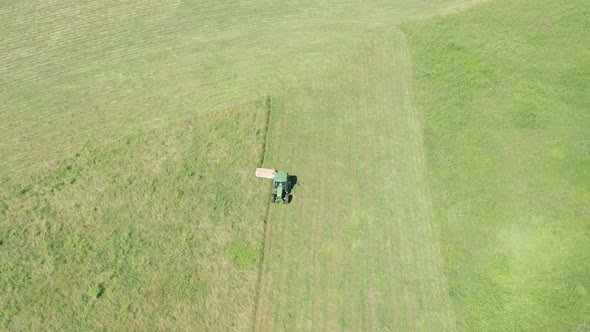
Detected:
left=256, top=29, right=455, bottom=331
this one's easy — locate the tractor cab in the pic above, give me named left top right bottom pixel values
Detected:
left=273, top=172, right=289, bottom=189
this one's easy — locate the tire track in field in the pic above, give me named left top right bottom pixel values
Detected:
left=355, top=46, right=379, bottom=331
left=253, top=94, right=273, bottom=330
left=308, top=109, right=328, bottom=330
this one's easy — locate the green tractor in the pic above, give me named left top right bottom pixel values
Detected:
left=271, top=172, right=291, bottom=204
left=255, top=168, right=292, bottom=204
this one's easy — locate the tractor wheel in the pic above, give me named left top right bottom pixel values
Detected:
left=271, top=193, right=276, bottom=202
left=285, top=194, right=291, bottom=204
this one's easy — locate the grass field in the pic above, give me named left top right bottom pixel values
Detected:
left=0, top=0, right=480, bottom=330
left=0, top=103, right=270, bottom=329
left=1, top=0, right=589, bottom=330
left=255, top=30, right=454, bottom=330
left=0, top=0, right=480, bottom=176
left=402, top=0, right=590, bottom=329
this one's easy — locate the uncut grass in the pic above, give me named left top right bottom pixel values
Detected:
left=401, top=0, right=590, bottom=329
left=0, top=102, right=267, bottom=330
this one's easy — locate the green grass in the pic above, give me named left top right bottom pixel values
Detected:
left=401, top=0, right=590, bottom=329
left=2, top=0, right=588, bottom=330
left=0, top=103, right=269, bottom=329
left=0, top=0, right=481, bottom=176
left=255, top=29, right=454, bottom=330
left=0, top=0, right=481, bottom=330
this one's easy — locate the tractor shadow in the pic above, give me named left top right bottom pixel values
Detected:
left=288, top=175, right=298, bottom=204
left=289, top=175, right=298, bottom=188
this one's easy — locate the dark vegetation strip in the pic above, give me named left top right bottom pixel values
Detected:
left=258, top=95, right=273, bottom=168
left=253, top=94, right=274, bottom=328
